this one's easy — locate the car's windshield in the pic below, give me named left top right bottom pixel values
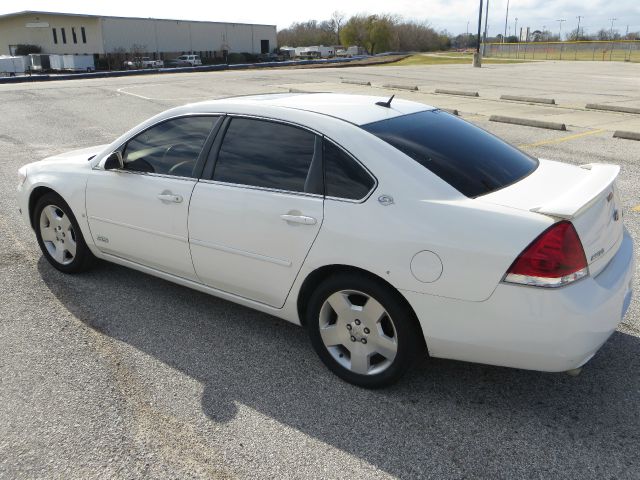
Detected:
left=362, top=110, right=538, bottom=198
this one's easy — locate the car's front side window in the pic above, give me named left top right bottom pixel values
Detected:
left=122, top=116, right=218, bottom=177
left=212, top=117, right=317, bottom=193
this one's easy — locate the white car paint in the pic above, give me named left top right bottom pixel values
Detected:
left=16, top=93, right=634, bottom=374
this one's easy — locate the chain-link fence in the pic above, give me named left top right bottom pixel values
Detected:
left=485, top=40, right=640, bottom=62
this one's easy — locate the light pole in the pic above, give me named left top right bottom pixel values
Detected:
left=542, top=25, right=546, bottom=41
left=609, top=18, right=617, bottom=38
left=503, top=0, right=510, bottom=42
left=473, top=0, right=484, bottom=67
left=514, top=17, right=518, bottom=41
left=557, top=19, right=566, bottom=40
left=482, top=0, right=490, bottom=55
left=576, top=15, right=583, bottom=40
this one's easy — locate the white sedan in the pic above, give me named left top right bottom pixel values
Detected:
left=16, top=93, right=634, bottom=387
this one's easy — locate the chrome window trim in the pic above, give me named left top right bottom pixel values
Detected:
left=197, top=178, right=324, bottom=199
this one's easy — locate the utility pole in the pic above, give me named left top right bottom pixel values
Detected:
left=503, top=0, right=509, bottom=42
left=576, top=15, right=583, bottom=40
left=473, top=0, right=484, bottom=67
left=609, top=18, right=617, bottom=38
left=482, top=0, right=490, bottom=55
left=557, top=19, right=566, bottom=40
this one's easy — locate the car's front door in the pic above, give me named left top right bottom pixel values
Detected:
left=86, top=115, right=220, bottom=280
left=188, top=117, right=324, bottom=307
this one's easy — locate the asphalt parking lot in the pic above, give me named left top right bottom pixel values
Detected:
left=1, top=61, right=639, bottom=479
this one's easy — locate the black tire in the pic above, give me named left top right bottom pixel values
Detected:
left=34, top=192, right=95, bottom=273
left=306, top=272, right=424, bottom=388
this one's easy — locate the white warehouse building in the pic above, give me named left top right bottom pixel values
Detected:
left=0, top=11, right=277, bottom=63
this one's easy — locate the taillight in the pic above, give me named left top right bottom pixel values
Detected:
left=504, top=221, right=588, bottom=287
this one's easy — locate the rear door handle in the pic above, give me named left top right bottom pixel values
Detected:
left=157, top=193, right=183, bottom=203
left=280, top=214, right=317, bottom=225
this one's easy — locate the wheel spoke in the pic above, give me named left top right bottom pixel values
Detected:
left=43, top=205, right=59, bottom=224
left=52, top=245, right=65, bottom=264
left=349, top=348, right=370, bottom=375
left=40, top=226, right=56, bottom=242
left=371, top=334, right=397, bottom=360
left=362, top=297, right=386, bottom=324
left=320, top=325, right=345, bottom=347
left=326, top=291, right=353, bottom=318
left=60, top=213, right=72, bottom=231
left=65, top=236, right=77, bottom=258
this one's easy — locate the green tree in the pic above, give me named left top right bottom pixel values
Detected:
left=340, top=14, right=394, bottom=54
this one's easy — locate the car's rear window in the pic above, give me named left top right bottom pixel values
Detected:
left=361, top=110, right=538, bottom=198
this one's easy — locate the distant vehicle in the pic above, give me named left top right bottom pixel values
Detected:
left=165, top=58, right=191, bottom=68
left=257, top=52, right=281, bottom=62
left=123, top=57, right=163, bottom=69
left=175, top=54, right=202, bottom=66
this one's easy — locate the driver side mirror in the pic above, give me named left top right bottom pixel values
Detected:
left=104, top=151, right=123, bottom=170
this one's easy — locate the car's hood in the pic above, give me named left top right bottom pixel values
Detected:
left=28, top=144, right=109, bottom=171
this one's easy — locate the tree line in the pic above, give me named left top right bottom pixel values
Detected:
left=277, top=12, right=451, bottom=53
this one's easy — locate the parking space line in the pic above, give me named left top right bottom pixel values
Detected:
left=116, top=87, right=152, bottom=100
left=519, top=129, right=606, bottom=148
left=632, top=205, right=640, bottom=212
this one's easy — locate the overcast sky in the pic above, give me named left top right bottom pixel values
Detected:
left=2, top=1, right=640, bottom=37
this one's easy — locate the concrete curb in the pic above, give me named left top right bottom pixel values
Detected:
left=435, top=88, right=479, bottom=97
left=500, top=94, right=556, bottom=105
left=489, top=115, right=567, bottom=131
left=586, top=104, right=640, bottom=115
left=382, top=83, right=419, bottom=91
left=341, top=79, right=371, bottom=86
left=613, top=131, right=640, bottom=141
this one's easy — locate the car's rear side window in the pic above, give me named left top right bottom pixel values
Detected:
left=213, top=118, right=316, bottom=193
left=323, top=139, right=375, bottom=200
left=362, top=110, right=538, bottom=198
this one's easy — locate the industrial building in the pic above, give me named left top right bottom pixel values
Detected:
left=0, top=11, right=277, bottom=65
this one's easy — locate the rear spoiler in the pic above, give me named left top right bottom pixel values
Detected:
left=530, top=163, right=620, bottom=219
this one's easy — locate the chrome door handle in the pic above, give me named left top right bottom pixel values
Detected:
left=157, top=193, right=183, bottom=203
left=280, top=214, right=317, bottom=225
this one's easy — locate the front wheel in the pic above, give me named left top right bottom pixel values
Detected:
left=306, top=273, right=424, bottom=388
left=34, top=192, right=95, bottom=273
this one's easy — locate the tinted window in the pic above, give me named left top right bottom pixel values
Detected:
left=324, top=140, right=374, bottom=200
left=213, top=118, right=316, bottom=193
left=123, top=116, right=217, bottom=177
left=362, top=110, right=538, bottom=198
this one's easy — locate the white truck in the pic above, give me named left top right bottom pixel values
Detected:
left=123, top=57, right=164, bottom=69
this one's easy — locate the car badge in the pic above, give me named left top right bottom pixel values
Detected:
left=378, top=195, right=394, bottom=206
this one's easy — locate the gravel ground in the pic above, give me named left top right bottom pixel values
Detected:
left=1, top=63, right=639, bottom=479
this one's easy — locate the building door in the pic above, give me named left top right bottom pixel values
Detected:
left=261, top=40, right=270, bottom=54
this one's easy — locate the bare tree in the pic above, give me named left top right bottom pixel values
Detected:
left=330, top=11, right=346, bottom=44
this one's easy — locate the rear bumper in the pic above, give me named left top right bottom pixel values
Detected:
left=402, top=228, right=634, bottom=372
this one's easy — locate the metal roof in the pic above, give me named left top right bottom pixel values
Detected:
left=0, top=10, right=276, bottom=28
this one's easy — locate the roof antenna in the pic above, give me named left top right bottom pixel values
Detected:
left=375, top=95, right=395, bottom=108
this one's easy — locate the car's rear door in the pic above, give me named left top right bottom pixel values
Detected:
left=188, top=116, right=324, bottom=308
left=86, top=115, right=221, bottom=280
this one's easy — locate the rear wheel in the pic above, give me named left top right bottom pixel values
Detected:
left=34, top=192, right=95, bottom=273
left=306, top=273, right=424, bottom=388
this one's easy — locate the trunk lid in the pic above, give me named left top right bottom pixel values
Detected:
left=480, top=159, right=624, bottom=277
